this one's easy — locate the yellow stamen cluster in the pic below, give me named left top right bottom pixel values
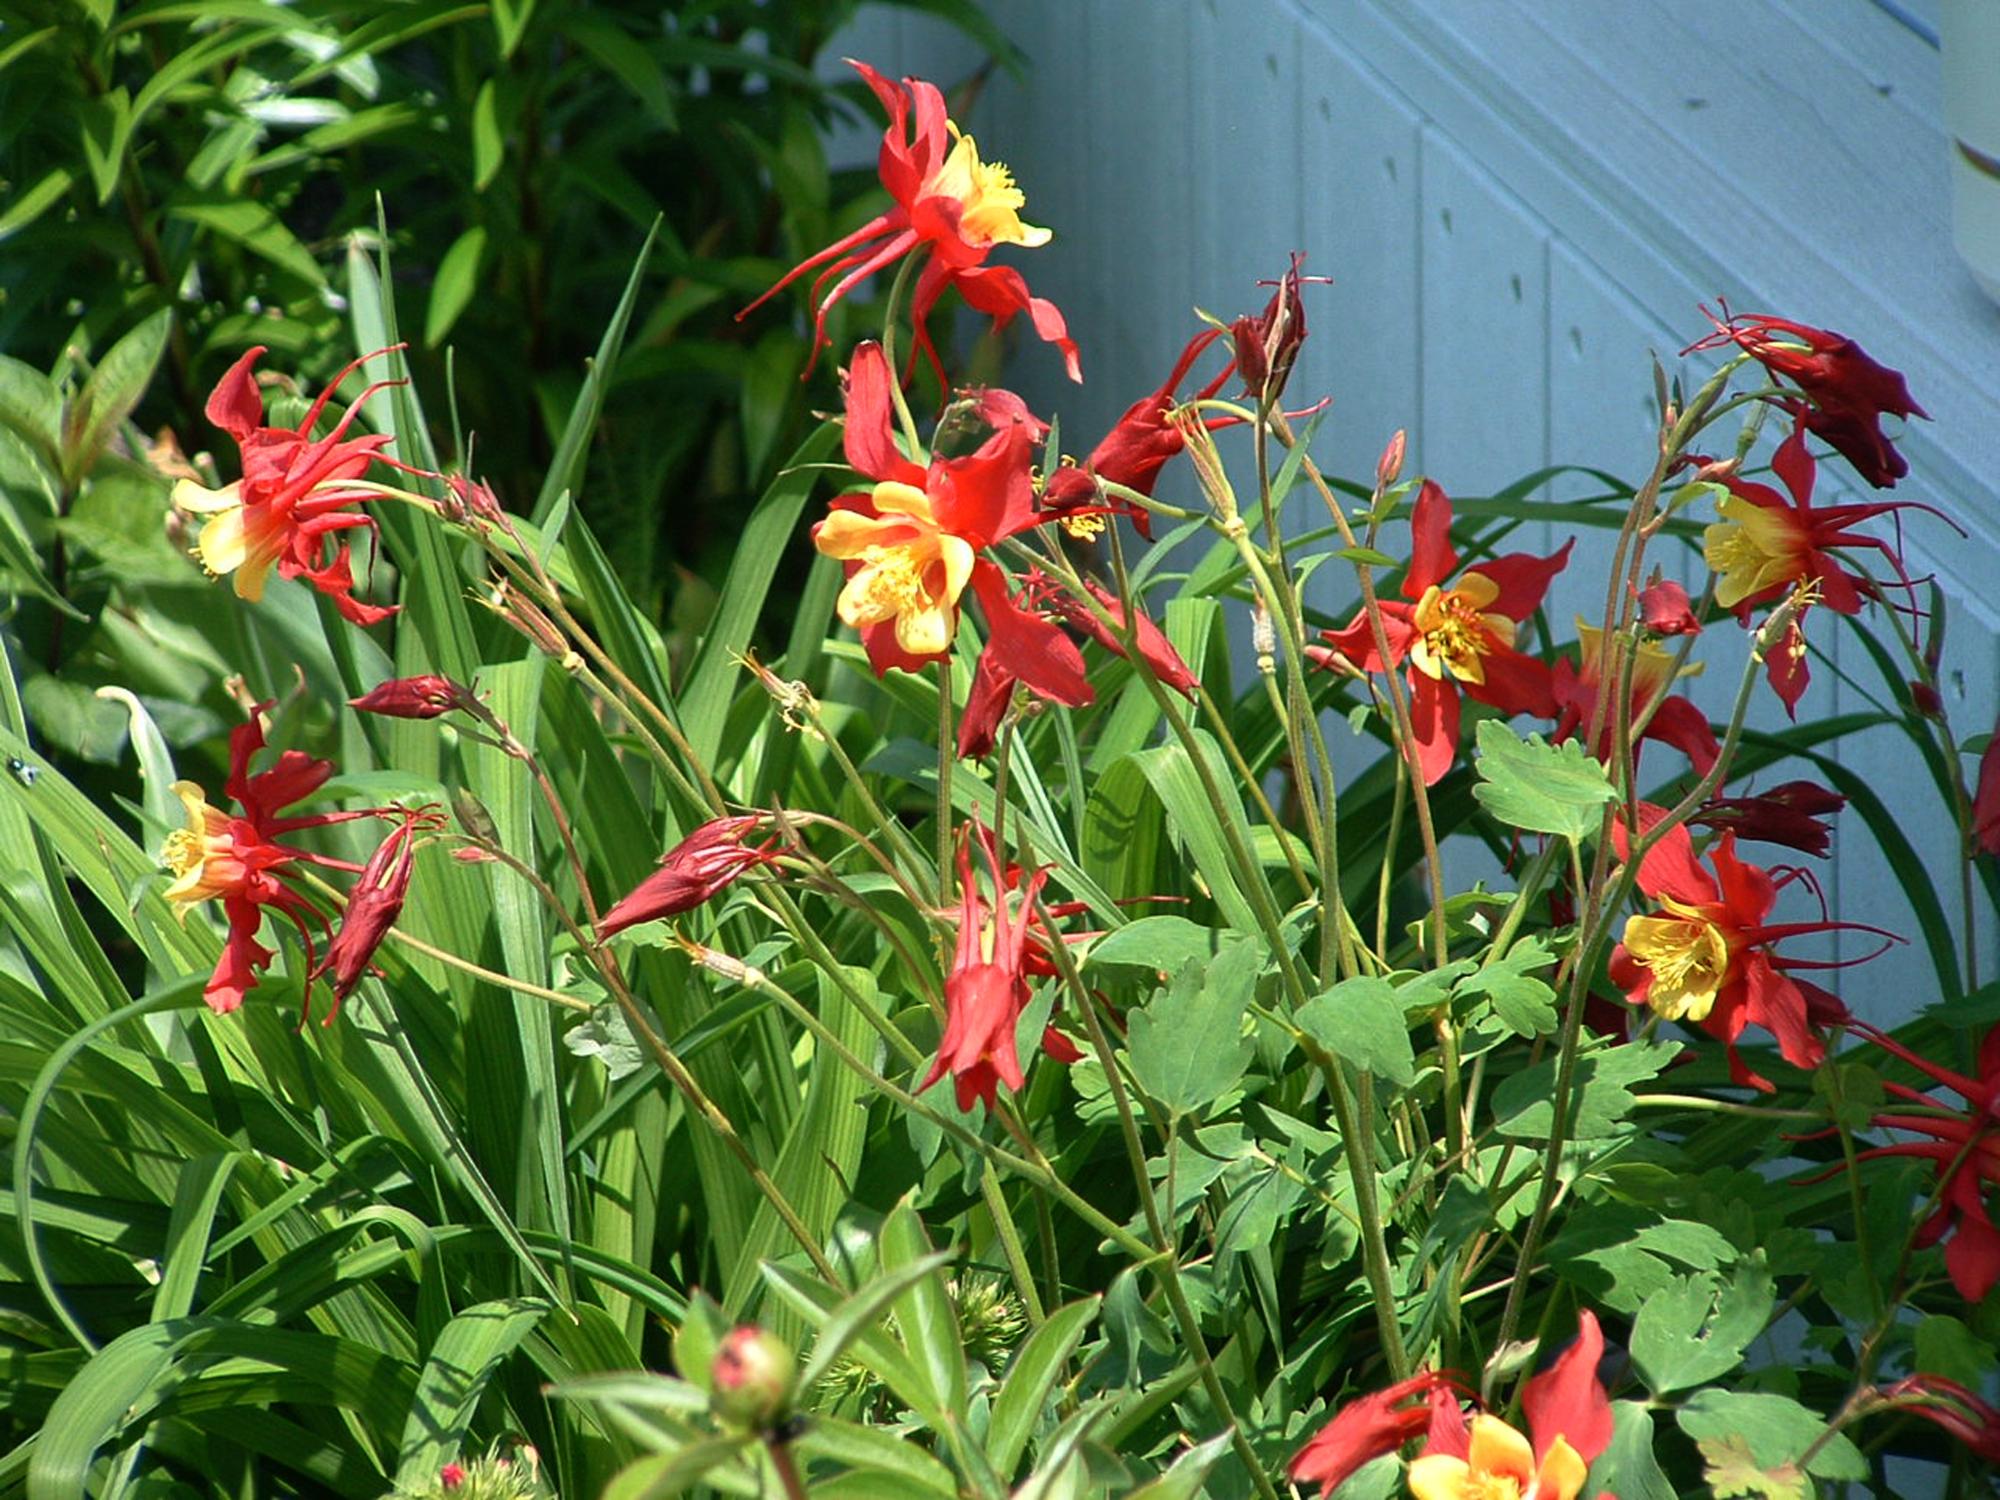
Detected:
left=815, top=482, right=975, bottom=657
left=1703, top=495, right=1804, bottom=609
left=1621, top=896, right=1731, bottom=1021
left=1411, top=575, right=1513, bottom=684
left=161, top=781, right=242, bottom=909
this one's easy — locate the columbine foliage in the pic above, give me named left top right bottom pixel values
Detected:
left=4, top=43, right=1999, bottom=1500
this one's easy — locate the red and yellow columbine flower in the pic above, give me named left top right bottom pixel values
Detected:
left=817, top=343, right=1090, bottom=710
left=1608, top=805, right=1895, bottom=1090
left=923, top=818, right=1058, bottom=1112
left=172, top=346, right=407, bottom=625
left=737, top=60, right=1078, bottom=384
left=1550, top=619, right=1716, bottom=774
left=1289, top=1372, right=1463, bottom=1497
left=1314, top=480, right=1571, bottom=785
left=164, top=705, right=414, bottom=1019
left=1685, top=307, right=1927, bottom=488
left=1701, top=421, right=1947, bottom=714
left=1849, top=1019, right=2000, bottom=1303
left=1408, top=1312, right=1613, bottom=1500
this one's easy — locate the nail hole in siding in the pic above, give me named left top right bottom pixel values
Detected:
left=1876, top=82, right=1894, bottom=97
left=1951, top=669, right=1967, bottom=699
left=1509, top=272, right=1523, bottom=302
left=1383, top=154, right=1398, bottom=181
left=1569, top=326, right=1584, bottom=356
left=1439, top=207, right=1453, bottom=233
left=1266, top=52, right=1279, bottom=77
left=1685, top=96, right=1709, bottom=109
left=1320, top=97, right=1333, bottom=122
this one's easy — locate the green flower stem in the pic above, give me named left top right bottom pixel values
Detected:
left=980, top=1163, right=1047, bottom=1327
left=937, top=664, right=956, bottom=904
left=785, top=697, right=936, bottom=889
left=877, top=254, right=924, bottom=455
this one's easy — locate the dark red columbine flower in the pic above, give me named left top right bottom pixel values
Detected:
left=312, top=810, right=439, bottom=1023
left=817, top=343, right=1091, bottom=709
left=1691, top=780, right=1845, bottom=859
left=1686, top=307, right=1927, bottom=488
left=1314, top=480, right=1572, bottom=785
left=1701, top=421, right=1949, bottom=715
left=1231, top=252, right=1318, bottom=405
left=1408, top=1311, right=1614, bottom=1500
left=172, top=346, right=412, bottom=625
left=1041, top=327, right=1238, bottom=539
left=1289, top=1371, right=1464, bottom=1497
left=1549, top=619, right=1717, bottom=775
left=1848, top=1019, right=2000, bottom=1303
left=1609, top=805, right=1898, bottom=1091
left=1043, top=574, right=1200, bottom=696
left=922, top=818, right=1056, bottom=1111
left=349, top=675, right=471, bottom=720
left=736, top=60, right=1078, bottom=385
left=598, top=816, right=782, bottom=939
left=1882, top=1375, right=2000, bottom=1460
left=162, top=705, right=407, bottom=1017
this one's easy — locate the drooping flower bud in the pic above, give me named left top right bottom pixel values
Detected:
left=710, top=1325, right=797, bottom=1430
left=1636, top=577, right=1700, bottom=638
left=350, top=675, right=472, bottom=720
left=598, top=816, right=781, bottom=939
left=1691, top=780, right=1845, bottom=858
left=1376, top=429, right=1406, bottom=488
left=314, top=815, right=428, bottom=1020
left=1039, top=574, right=1199, bottom=697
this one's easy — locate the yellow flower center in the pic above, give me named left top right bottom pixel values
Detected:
left=1408, top=1418, right=1587, bottom=1500
left=172, top=478, right=284, bottom=602
left=1622, top=897, right=1731, bottom=1021
left=1411, top=574, right=1513, bottom=684
left=815, top=482, right=977, bottom=658
left=160, top=781, right=247, bottom=910
left=1060, top=512, right=1106, bottom=540
left=162, top=827, right=206, bottom=879
left=1703, top=494, right=1804, bottom=609
left=925, top=128, right=1052, bottom=249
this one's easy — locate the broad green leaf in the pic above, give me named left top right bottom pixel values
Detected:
left=1676, top=1390, right=1865, bottom=1482
left=795, top=1418, right=958, bottom=1496
left=170, top=193, right=325, bottom=284
left=394, top=1299, right=549, bottom=1486
left=877, top=1198, right=964, bottom=1421
left=1123, top=1431, right=1236, bottom=1500
left=64, top=306, right=169, bottom=485
left=1589, top=1401, right=1677, bottom=1500
left=1630, top=1263, right=1773, bottom=1395
left=1126, top=944, right=1258, bottom=1114
left=1913, top=1313, right=1994, bottom=1388
left=1698, top=1435, right=1808, bottom=1500
left=1490, top=1039, right=1677, bottom=1139
left=1084, top=916, right=1243, bottom=975
left=988, top=1297, right=1099, bottom=1478
left=1297, top=975, right=1416, bottom=1086
left=472, top=78, right=504, bottom=190
left=424, top=225, right=488, bottom=346
left=775, top=1254, right=953, bottom=1411
left=150, top=1153, right=238, bottom=1321
left=1470, top=720, right=1616, bottom=840
left=603, top=1441, right=756, bottom=1499
left=1456, top=937, right=1558, bottom=1037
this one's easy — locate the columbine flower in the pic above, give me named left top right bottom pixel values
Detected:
left=1041, top=327, right=1238, bottom=539
left=1289, top=1371, right=1463, bottom=1497
left=1549, top=619, right=1715, bottom=774
left=1691, top=780, right=1845, bottom=859
left=1230, top=252, right=1315, bottom=405
left=171, top=346, right=408, bottom=624
left=816, top=343, right=1089, bottom=702
left=1701, top=421, right=1943, bottom=714
left=923, top=819, right=1049, bottom=1111
left=597, top=816, right=781, bottom=940
left=1685, top=308, right=1927, bottom=488
left=1314, top=480, right=1571, bottom=785
left=1408, top=1311, right=1613, bottom=1500
left=163, top=706, right=401, bottom=1017
left=1637, top=577, right=1700, bottom=637
left=1609, top=805, right=1893, bottom=1091
left=737, top=60, right=1078, bottom=383
left=1849, top=1019, right=2000, bottom=1303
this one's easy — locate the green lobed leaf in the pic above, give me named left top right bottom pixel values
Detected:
left=1490, top=1039, right=1678, bottom=1139
left=1470, top=719, right=1616, bottom=840
left=1630, top=1262, right=1774, bottom=1395
left=1677, top=1390, right=1865, bottom=1482
left=1589, top=1401, right=1678, bottom=1500
left=1126, top=945, right=1259, bottom=1115
left=1297, top=975, right=1417, bottom=1086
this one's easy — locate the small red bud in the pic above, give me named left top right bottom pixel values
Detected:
left=439, top=1464, right=467, bottom=1491
left=710, top=1325, right=796, bottom=1429
left=1376, top=429, right=1406, bottom=488
left=1911, top=680, right=1944, bottom=718
left=1637, top=578, right=1700, bottom=637
left=350, top=675, right=469, bottom=720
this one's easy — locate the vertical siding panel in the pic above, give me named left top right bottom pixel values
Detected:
left=820, top=8, right=905, bottom=171
left=1416, top=133, right=1548, bottom=499
left=1294, top=22, right=1422, bottom=581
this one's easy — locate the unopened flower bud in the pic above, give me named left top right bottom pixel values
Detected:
left=1912, top=679, right=1944, bottom=718
left=439, top=1464, right=466, bottom=1492
left=350, top=674, right=472, bottom=720
left=1636, top=578, right=1700, bottom=637
left=453, top=788, right=501, bottom=845
left=710, top=1325, right=796, bottom=1429
left=598, top=817, right=782, bottom=939
left=1376, top=429, right=1406, bottom=488
left=313, top=816, right=425, bottom=1019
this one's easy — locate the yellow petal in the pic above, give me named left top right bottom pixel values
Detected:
left=172, top=478, right=240, bottom=515
left=235, top=545, right=275, bottom=604
left=1467, top=1416, right=1535, bottom=1487
left=1535, top=1436, right=1589, bottom=1500
left=197, top=506, right=248, bottom=578
left=1406, top=1455, right=1473, bottom=1500
left=894, top=597, right=955, bottom=657
left=817, top=507, right=911, bottom=561
left=1454, top=572, right=1503, bottom=611
left=869, top=480, right=936, bottom=522
left=836, top=558, right=900, bottom=628
left=937, top=533, right=975, bottom=612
